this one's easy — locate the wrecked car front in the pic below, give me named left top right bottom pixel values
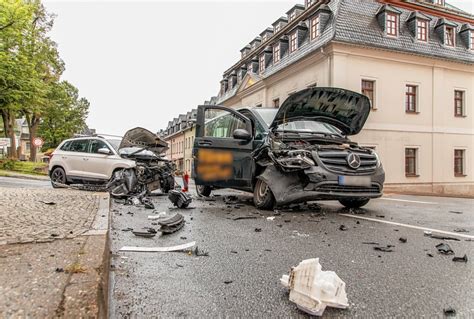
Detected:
left=255, top=87, right=385, bottom=206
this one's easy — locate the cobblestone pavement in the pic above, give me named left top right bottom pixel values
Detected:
left=0, top=187, right=99, bottom=245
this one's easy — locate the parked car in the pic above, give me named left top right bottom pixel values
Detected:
left=49, top=128, right=175, bottom=194
left=192, top=87, right=385, bottom=209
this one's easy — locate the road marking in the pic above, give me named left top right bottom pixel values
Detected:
left=339, top=214, right=474, bottom=240
left=380, top=198, right=438, bottom=205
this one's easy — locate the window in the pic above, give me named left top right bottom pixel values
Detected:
left=259, top=55, right=265, bottom=73
left=248, top=63, right=253, bottom=74
left=454, top=149, right=465, bottom=176
left=310, top=15, right=321, bottom=40
left=290, top=32, right=298, bottom=53
left=69, top=139, right=90, bottom=153
left=405, top=148, right=418, bottom=176
left=386, top=13, right=398, bottom=36
left=305, top=0, right=314, bottom=7
left=436, top=0, right=445, bottom=5
left=262, top=34, right=267, bottom=42
left=89, top=139, right=110, bottom=154
left=454, top=90, right=464, bottom=116
left=405, top=85, right=418, bottom=113
left=204, top=110, right=247, bottom=138
left=273, top=44, right=280, bottom=63
left=471, top=30, right=474, bottom=50
left=361, top=80, right=375, bottom=109
left=445, top=26, right=455, bottom=46
left=273, top=98, right=280, bottom=108
left=416, top=20, right=428, bottom=41
left=256, top=104, right=262, bottom=108
left=60, top=141, right=72, bottom=151
left=275, top=24, right=280, bottom=33
left=289, top=11, right=296, bottom=21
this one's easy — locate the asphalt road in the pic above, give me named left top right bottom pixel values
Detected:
left=0, top=176, right=51, bottom=189
left=109, top=189, right=474, bottom=318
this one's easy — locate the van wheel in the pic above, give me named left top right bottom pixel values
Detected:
left=196, top=185, right=212, bottom=197
left=339, top=198, right=370, bottom=209
left=254, top=179, right=275, bottom=210
left=51, top=167, right=67, bottom=188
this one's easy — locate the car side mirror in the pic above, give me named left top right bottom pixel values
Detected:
left=233, top=129, right=252, bottom=141
left=98, top=148, right=111, bottom=155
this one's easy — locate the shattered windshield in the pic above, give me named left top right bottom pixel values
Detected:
left=276, top=120, right=343, bottom=136
left=107, top=139, right=121, bottom=151
left=254, top=108, right=278, bottom=127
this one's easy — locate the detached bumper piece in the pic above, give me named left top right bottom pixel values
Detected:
left=168, top=190, right=192, bottom=208
left=159, top=213, right=185, bottom=234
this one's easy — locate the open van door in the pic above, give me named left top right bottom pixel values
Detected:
left=193, top=105, right=254, bottom=191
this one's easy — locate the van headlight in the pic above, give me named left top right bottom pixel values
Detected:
left=372, top=150, right=381, bottom=168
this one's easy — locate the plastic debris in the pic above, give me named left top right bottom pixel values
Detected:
left=142, top=198, right=155, bottom=209
left=453, top=228, right=469, bottom=233
left=158, top=213, right=185, bottom=234
left=452, top=254, right=468, bottom=263
left=339, top=225, right=348, bottom=231
left=148, top=212, right=168, bottom=220
left=40, top=201, right=56, bottom=205
left=399, top=237, right=407, bottom=243
left=427, top=234, right=460, bottom=241
left=448, top=211, right=463, bottom=214
left=436, top=243, right=454, bottom=255
left=254, top=228, right=262, bottom=232
left=132, top=231, right=156, bottom=238
left=280, top=258, right=348, bottom=316
left=444, top=307, right=456, bottom=316
left=120, top=241, right=196, bottom=252
left=267, top=216, right=276, bottom=221
left=374, top=246, right=394, bottom=252
left=233, top=216, right=258, bottom=221
left=168, top=190, right=192, bottom=208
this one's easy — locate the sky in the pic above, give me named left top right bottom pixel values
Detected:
left=43, top=0, right=473, bottom=136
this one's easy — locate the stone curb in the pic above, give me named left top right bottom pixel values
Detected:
left=0, top=170, right=50, bottom=181
left=59, top=193, right=110, bottom=318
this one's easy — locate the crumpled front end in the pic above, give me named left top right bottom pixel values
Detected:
left=255, top=135, right=385, bottom=206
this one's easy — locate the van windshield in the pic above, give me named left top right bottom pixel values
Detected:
left=254, top=109, right=278, bottom=127
left=276, top=120, right=342, bottom=136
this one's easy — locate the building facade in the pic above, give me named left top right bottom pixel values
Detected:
left=214, top=0, right=473, bottom=196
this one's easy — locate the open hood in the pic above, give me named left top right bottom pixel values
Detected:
left=269, top=88, right=371, bottom=136
left=119, top=127, right=168, bottom=155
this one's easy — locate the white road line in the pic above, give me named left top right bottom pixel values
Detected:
left=380, top=198, right=438, bottom=205
left=339, top=214, right=474, bottom=240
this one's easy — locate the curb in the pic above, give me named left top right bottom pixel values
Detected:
left=59, top=193, right=110, bottom=318
left=0, top=170, right=50, bottom=181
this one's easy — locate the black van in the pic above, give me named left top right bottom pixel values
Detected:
left=192, top=87, right=385, bottom=210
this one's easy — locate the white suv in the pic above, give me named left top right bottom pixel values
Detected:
left=49, top=136, right=136, bottom=187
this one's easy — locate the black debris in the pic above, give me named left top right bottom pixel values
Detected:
left=376, top=215, right=385, bottom=218
left=453, top=228, right=469, bottom=233
left=142, top=198, right=155, bottom=209
left=159, top=213, right=185, bottom=234
left=427, top=253, right=434, bottom=257
left=121, top=228, right=133, bottom=232
left=224, top=280, right=233, bottom=285
left=339, top=225, right=348, bottom=231
left=443, top=308, right=456, bottom=316
left=452, top=254, right=468, bottom=263
left=176, top=264, right=184, bottom=268
left=254, top=228, right=262, bottom=232
left=466, top=238, right=474, bottom=242
left=230, top=250, right=238, bottom=254
left=168, top=190, right=192, bottom=208
left=277, top=224, right=283, bottom=228
left=180, top=236, right=187, bottom=240
left=40, top=201, right=56, bottom=205
left=126, top=211, right=133, bottom=216
left=264, top=249, right=272, bottom=252
left=55, top=268, right=64, bottom=273
left=132, top=231, right=156, bottom=238
left=233, top=216, right=258, bottom=221
left=374, top=246, right=394, bottom=252
left=356, top=221, right=360, bottom=224
left=50, top=234, right=59, bottom=237
left=428, top=234, right=460, bottom=241
left=145, top=228, right=157, bottom=234
left=399, top=237, right=407, bottom=243
left=284, top=219, right=291, bottom=223
left=362, top=242, right=380, bottom=245
left=223, top=195, right=238, bottom=204
left=436, top=243, right=454, bottom=255
left=193, top=246, right=209, bottom=257
left=448, top=211, right=463, bottom=214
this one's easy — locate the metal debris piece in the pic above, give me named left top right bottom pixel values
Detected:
left=255, top=228, right=262, bottom=232
left=120, top=241, right=196, bottom=253
left=452, top=254, right=468, bottom=263
left=40, top=201, right=56, bottom=205
left=148, top=212, right=168, bottom=220
left=436, top=243, right=454, bottom=255
left=233, top=216, right=258, bottom=221
left=121, top=228, right=133, bottom=232
left=444, top=307, right=456, bottom=316
left=224, top=280, right=233, bottom=284
left=280, top=258, right=349, bottom=316
left=448, top=211, right=463, bottom=214
left=142, top=198, right=155, bottom=209
left=168, top=190, right=192, bottom=208
left=453, top=228, right=469, bottom=233
left=339, top=225, right=348, bottom=231
left=158, top=213, right=185, bottom=234
left=427, top=234, right=460, bottom=241
left=132, top=231, right=156, bottom=238
left=399, top=237, right=407, bottom=243
left=362, top=242, right=380, bottom=245
left=267, top=216, right=276, bottom=221
left=427, top=253, right=434, bottom=257
left=192, top=246, right=209, bottom=257
left=374, top=246, right=394, bottom=252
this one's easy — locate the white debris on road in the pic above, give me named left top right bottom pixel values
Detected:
left=280, top=258, right=349, bottom=316
left=120, top=241, right=196, bottom=253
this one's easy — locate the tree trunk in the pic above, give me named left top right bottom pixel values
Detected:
left=1, top=110, right=17, bottom=159
left=25, top=112, right=41, bottom=162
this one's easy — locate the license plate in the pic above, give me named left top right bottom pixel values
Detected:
left=338, top=176, right=371, bottom=187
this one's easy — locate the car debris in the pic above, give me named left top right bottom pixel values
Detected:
left=362, top=242, right=380, bottom=245
left=399, top=237, right=407, bottom=243
left=339, top=225, right=348, bottom=231
left=425, top=233, right=460, bottom=241
left=427, top=253, right=434, bottom=257
left=373, top=246, right=394, bottom=252
left=192, top=246, right=210, bottom=257
left=452, top=254, right=468, bottom=263
left=280, top=258, right=348, bottom=316
left=106, top=128, right=175, bottom=200
left=224, top=280, right=233, bottom=285
left=448, top=211, right=463, bottom=214
left=158, top=213, right=185, bottom=234
left=266, top=216, right=276, bottom=221
left=120, top=241, right=196, bottom=253
left=233, top=216, right=258, bottom=221
left=142, top=198, right=155, bottom=209
left=148, top=212, right=168, bottom=220
left=40, top=201, right=56, bottom=205
left=443, top=307, right=456, bottom=316
left=168, top=190, right=192, bottom=208
left=254, top=228, right=262, bottom=232
left=436, top=243, right=454, bottom=255
left=453, top=228, right=469, bottom=233
left=132, top=231, right=156, bottom=238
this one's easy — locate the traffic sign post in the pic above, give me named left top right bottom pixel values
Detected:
left=33, top=137, right=44, bottom=148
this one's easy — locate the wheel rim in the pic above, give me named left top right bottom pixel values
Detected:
left=52, top=169, right=65, bottom=184
left=197, top=185, right=206, bottom=196
left=256, top=180, right=268, bottom=204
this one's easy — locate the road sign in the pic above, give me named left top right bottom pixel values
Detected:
left=33, top=137, right=44, bottom=148
left=0, top=138, right=11, bottom=147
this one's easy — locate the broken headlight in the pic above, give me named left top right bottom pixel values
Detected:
left=275, top=150, right=316, bottom=170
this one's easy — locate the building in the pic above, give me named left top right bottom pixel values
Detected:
left=213, top=0, right=473, bottom=196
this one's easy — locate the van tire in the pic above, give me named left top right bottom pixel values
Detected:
left=339, top=198, right=370, bottom=209
left=253, top=179, right=275, bottom=210
left=196, top=185, right=212, bottom=197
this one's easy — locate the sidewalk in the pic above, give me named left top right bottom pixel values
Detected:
left=0, top=187, right=110, bottom=318
left=0, top=169, right=50, bottom=181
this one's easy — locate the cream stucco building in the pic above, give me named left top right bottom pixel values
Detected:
left=215, top=0, right=474, bottom=196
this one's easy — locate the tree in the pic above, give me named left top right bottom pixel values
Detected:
left=38, top=81, right=89, bottom=149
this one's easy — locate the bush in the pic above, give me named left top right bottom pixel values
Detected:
left=1, top=159, right=15, bottom=171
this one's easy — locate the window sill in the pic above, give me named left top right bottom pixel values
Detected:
left=454, top=115, right=467, bottom=118
left=406, top=111, right=420, bottom=114
left=405, top=174, right=420, bottom=178
left=455, top=174, right=467, bottom=177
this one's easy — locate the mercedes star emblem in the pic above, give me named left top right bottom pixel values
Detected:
left=347, top=153, right=361, bottom=169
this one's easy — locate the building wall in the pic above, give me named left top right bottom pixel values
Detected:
left=168, top=133, right=185, bottom=172
left=221, top=43, right=474, bottom=196
left=183, top=126, right=195, bottom=175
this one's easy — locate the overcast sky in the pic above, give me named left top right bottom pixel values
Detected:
left=43, top=0, right=473, bottom=136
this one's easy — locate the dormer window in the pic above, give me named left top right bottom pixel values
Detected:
left=310, top=15, right=321, bottom=40
left=436, top=0, right=445, bottom=5
left=273, top=44, right=280, bottom=63
left=417, top=19, right=428, bottom=41
left=445, top=26, right=455, bottom=46
left=386, top=13, right=398, bottom=36
left=275, top=24, right=281, bottom=33
left=259, top=55, right=265, bottom=73
left=289, top=11, right=296, bottom=21
left=290, top=32, right=298, bottom=53
left=305, top=0, right=314, bottom=7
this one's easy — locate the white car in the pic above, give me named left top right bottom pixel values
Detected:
left=49, top=136, right=136, bottom=187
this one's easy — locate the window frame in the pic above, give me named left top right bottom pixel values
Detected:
left=259, top=54, right=265, bottom=73
left=454, top=149, right=466, bottom=177
left=454, top=90, right=465, bottom=117
left=274, top=24, right=280, bottom=33
left=386, top=12, right=399, bottom=37
left=470, top=30, right=474, bottom=50
left=290, top=31, right=298, bottom=53
left=405, top=84, right=418, bottom=113
left=405, top=147, right=419, bottom=177
left=273, top=43, right=280, bottom=64
left=361, top=79, right=376, bottom=110
left=68, top=139, right=90, bottom=153
left=445, top=26, right=455, bottom=47
left=310, top=14, right=321, bottom=40
left=273, top=98, right=280, bottom=108
left=416, top=19, right=428, bottom=42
